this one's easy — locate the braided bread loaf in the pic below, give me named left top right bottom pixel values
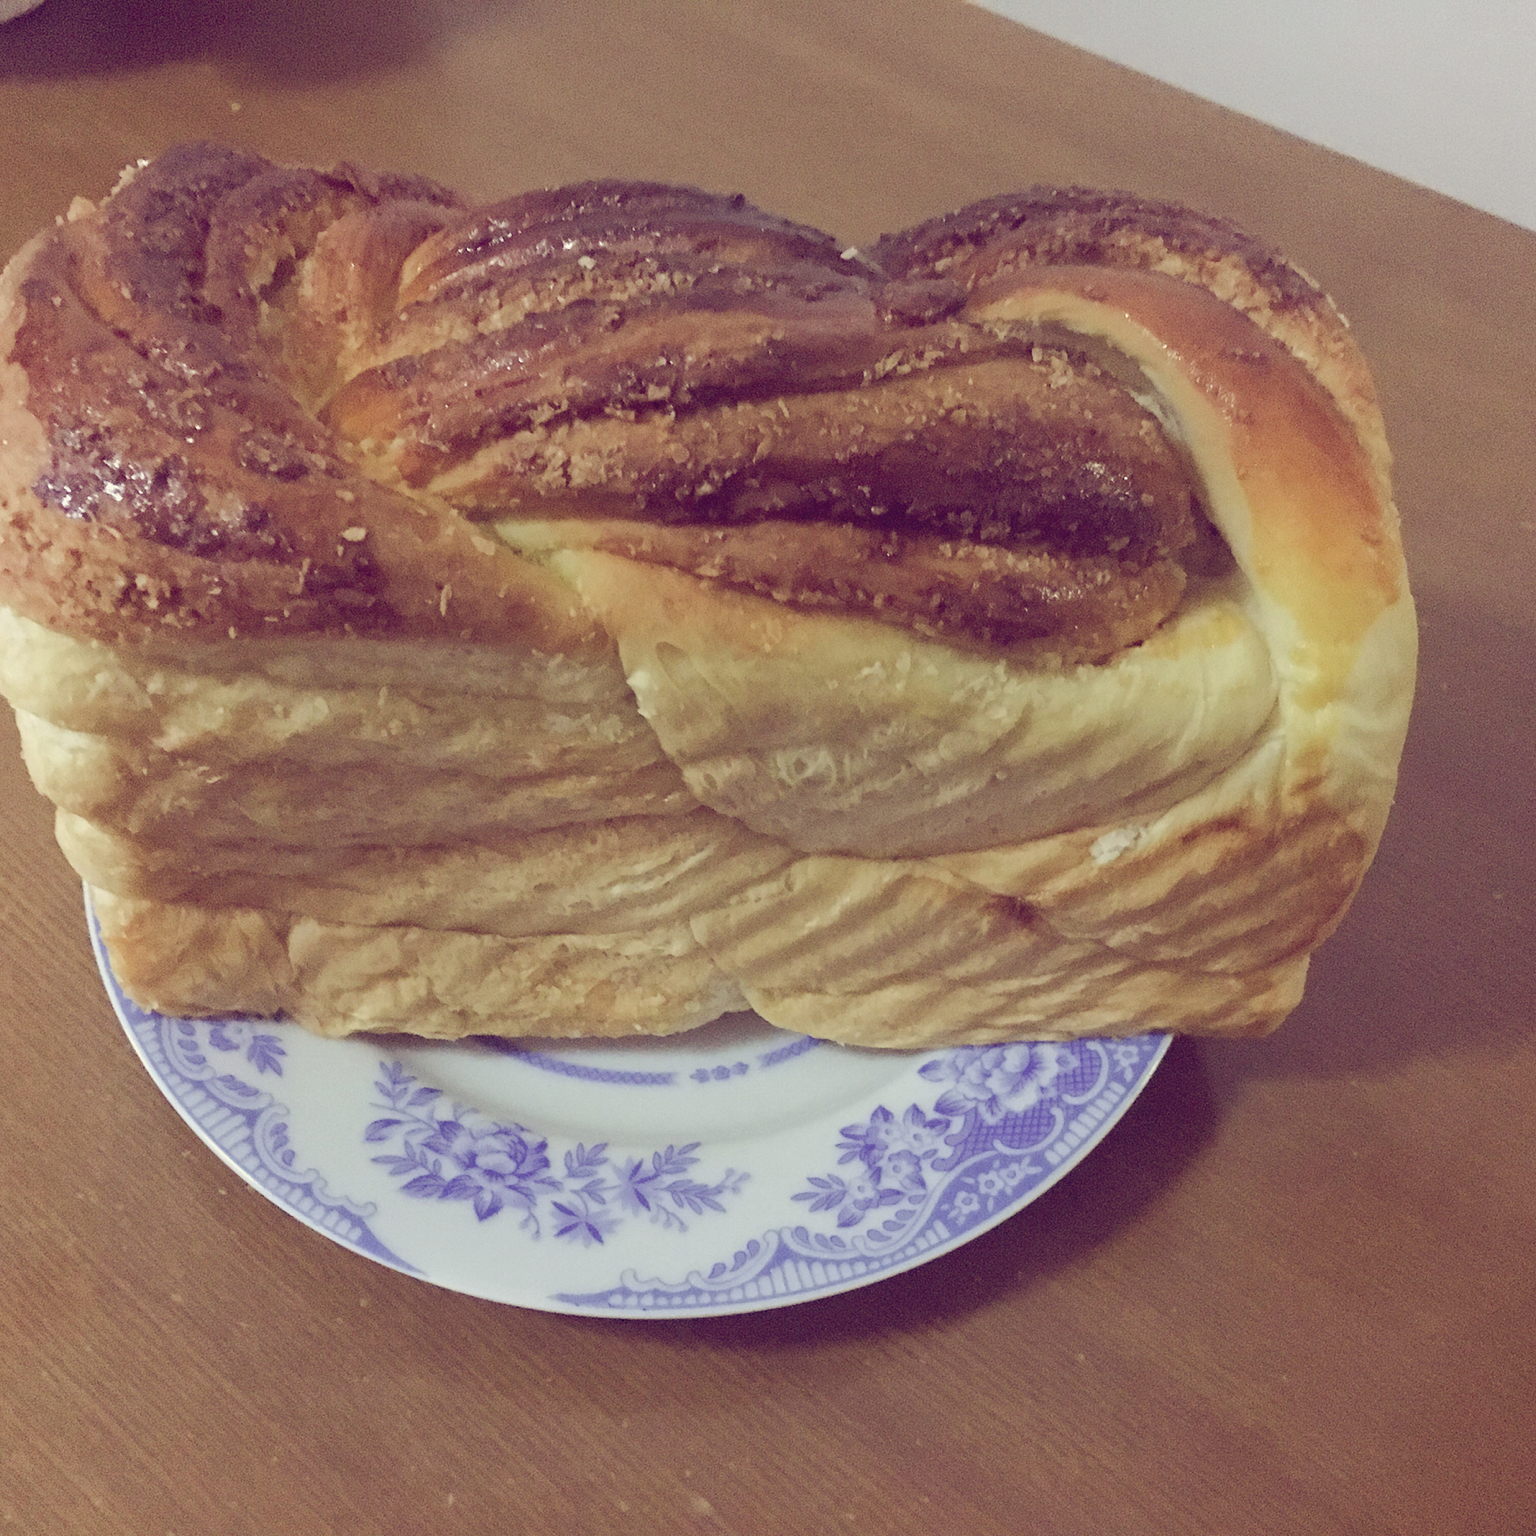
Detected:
left=0, top=145, right=1415, bottom=1045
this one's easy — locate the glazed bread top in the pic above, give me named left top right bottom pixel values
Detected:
left=0, top=145, right=596, bottom=652
left=0, top=142, right=1393, bottom=665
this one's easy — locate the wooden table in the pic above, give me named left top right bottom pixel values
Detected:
left=2, top=2, right=1532, bottom=1531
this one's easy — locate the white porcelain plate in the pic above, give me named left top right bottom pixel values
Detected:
left=90, top=896, right=1170, bottom=1318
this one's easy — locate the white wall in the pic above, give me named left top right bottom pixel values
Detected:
left=971, top=0, right=1536, bottom=232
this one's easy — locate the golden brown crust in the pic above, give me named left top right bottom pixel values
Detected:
left=499, top=515, right=1189, bottom=659
left=2, top=146, right=1227, bottom=661
left=963, top=264, right=1403, bottom=640
left=0, top=147, right=602, bottom=654
left=872, top=184, right=1392, bottom=495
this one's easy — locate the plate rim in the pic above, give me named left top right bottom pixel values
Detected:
left=88, top=888, right=1171, bottom=1319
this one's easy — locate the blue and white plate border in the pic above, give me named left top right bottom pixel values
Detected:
left=89, top=892, right=1171, bottom=1318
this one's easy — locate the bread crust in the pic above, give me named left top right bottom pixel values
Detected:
left=0, top=150, right=1415, bottom=1046
left=0, top=151, right=600, bottom=657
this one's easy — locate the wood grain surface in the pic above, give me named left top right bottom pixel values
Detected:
left=1, top=2, right=1532, bottom=1533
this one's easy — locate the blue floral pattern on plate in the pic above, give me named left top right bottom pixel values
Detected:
left=366, top=1060, right=749, bottom=1240
left=88, top=892, right=1169, bottom=1317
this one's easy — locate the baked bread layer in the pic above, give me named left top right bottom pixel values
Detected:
left=559, top=555, right=1279, bottom=859
left=91, top=888, right=747, bottom=1040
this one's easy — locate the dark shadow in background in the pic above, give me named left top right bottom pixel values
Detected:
left=1202, top=583, right=1536, bottom=1091
left=0, top=0, right=504, bottom=84
left=559, top=1036, right=1219, bottom=1352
